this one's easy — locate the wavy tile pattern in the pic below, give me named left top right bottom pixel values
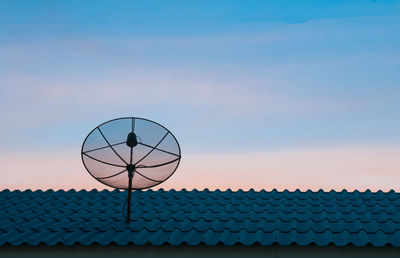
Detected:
left=1, top=189, right=400, bottom=247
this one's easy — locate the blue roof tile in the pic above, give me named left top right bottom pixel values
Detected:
left=203, top=230, right=220, bottom=245
left=368, top=230, right=387, bottom=247
left=130, top=229, right=149, bottom=245
left=184, top=229, right=203, bottom=245
left=220, top=229, right=238, bottom=246
left=1, top=189, right=400, bottom=247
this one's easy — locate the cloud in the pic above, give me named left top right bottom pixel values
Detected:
left=1, top=14, right=399, bottom=152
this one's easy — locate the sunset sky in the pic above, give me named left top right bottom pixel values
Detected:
left=1, top=0, right=400, bottom=191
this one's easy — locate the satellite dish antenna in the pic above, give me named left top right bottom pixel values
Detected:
left=81, top=117, right=181, bottom=222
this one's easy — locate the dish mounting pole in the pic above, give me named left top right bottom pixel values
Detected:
left=126, top=120, right=137, bottom=223
left=127, top=165, right=134, bottom=223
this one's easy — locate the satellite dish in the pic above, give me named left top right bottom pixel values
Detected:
left=81, top=117, right=181, bottom=222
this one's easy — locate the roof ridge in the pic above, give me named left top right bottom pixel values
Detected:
left=1, top=188, right=399, bottom=194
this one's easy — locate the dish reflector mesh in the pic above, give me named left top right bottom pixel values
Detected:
left=81, top=117, right=181, bottom=190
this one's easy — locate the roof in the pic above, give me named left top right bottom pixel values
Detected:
left=1, top=189, right=400, bottom=247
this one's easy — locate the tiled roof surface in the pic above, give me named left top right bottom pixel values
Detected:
left=1, top=189, right=400, bottom=247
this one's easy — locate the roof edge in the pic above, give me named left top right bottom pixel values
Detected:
left=1, top=188, right=399, bottom=194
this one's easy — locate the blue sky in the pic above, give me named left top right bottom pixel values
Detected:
left=1, top=1, right=400, bottom=190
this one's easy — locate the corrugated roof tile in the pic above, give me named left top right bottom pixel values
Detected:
left=1, top=189, right=400, bottom=247
left=184, top=229, right=203, bottom=245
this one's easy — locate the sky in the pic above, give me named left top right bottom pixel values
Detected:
left=1, top=0, right=400, bottom=192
